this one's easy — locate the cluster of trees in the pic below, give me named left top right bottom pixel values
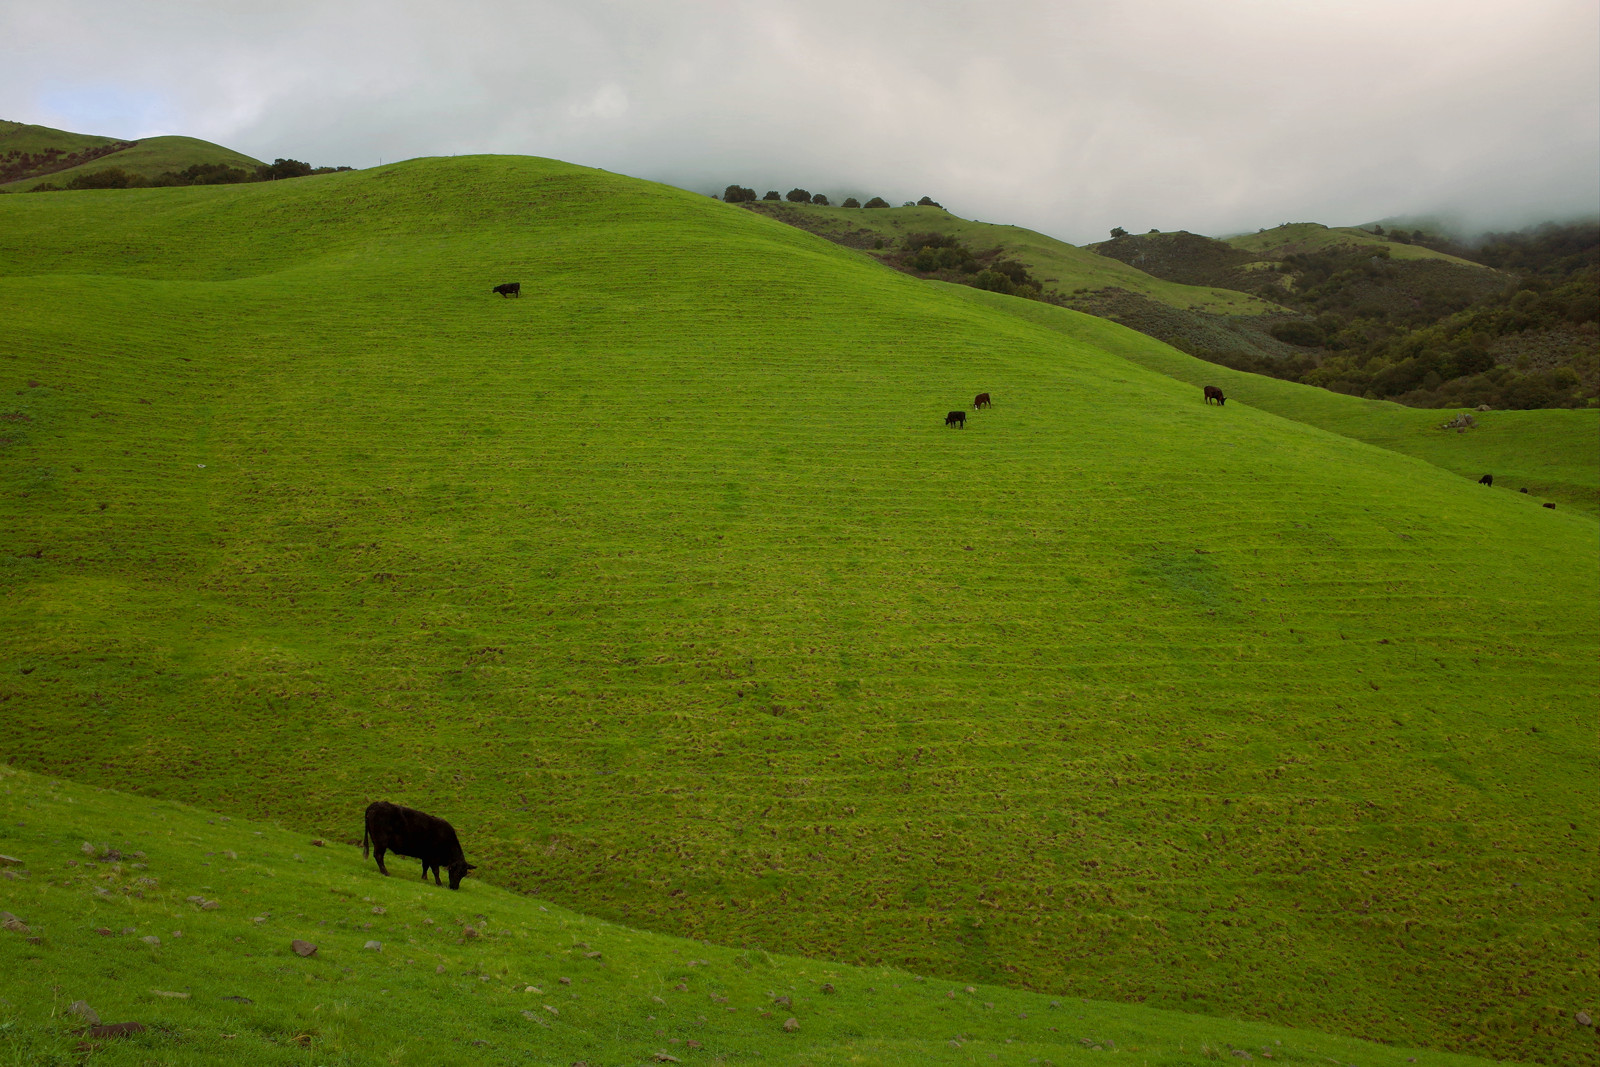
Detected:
left=893, top=232, right=1046, bottom=301
left=1237, top=225, right=1599, bottom=408
left=26, top=158, right=353, bottom=193
left=722, top=186, right=941, bottom=210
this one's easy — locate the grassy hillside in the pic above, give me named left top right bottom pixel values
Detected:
left=0, top=765, right=1504, bottom=1067
left=0, top=119, right=121, bottom=157
left=946, top=286, right=1600, bottom=515
left=1223, top=224, right=1484, bottom=266
left=1, top=134, right=263, bottom=191
left=1, top=156, right=1596, bottom=1065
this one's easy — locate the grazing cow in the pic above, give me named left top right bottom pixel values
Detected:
left=363, top=801, right=476, bottom=890
left=1204, top=386, right=1226, bottom=405
left=1479, top=474, right=1493, bottom=486
left=973, top=392, right=992, bottom=408
left=1520, top=488, right=1529, bottom=493
left=945, top=410, right=966, bottom=428
left=492, top=282, right=521, bottom=298
left=1543, top=502, right=1556, bottom=509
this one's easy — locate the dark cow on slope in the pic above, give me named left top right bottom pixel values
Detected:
left=492, top=282, right=521, bottom=298
left=1204, top=386, right=1226, bottom=405
left=973, top=392, right=992, bottom=409
left=363, top=801, right=477, bottom=889
left=945, top=410, right=966, bottom=428
left=1479, top=474, right=1493, bottom=486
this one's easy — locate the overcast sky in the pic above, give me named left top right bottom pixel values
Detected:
left=4, top=0, right=1596, bottom=242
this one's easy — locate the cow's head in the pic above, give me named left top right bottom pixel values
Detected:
left=447, top=860, right=477, bottom=890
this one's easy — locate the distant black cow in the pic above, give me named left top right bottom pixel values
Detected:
left=1520, top=488, right=1530, bottom=493
left=492, top=282, right=521, bottom=298
left=363, top=801, right=476, bottom=890
left=973, top=392, right=992, bottom=408
left=1543, top=502, right=1556, bottom=509
left=1479, top=474, right=1493, bottom=486
left=945, top=410, right=966, bottom=428
left=1204, top=386, right=1226, bottom=405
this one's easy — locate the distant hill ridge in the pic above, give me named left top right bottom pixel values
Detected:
left=0, top=119, right=269, bottom=192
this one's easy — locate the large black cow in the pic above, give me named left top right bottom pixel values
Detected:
left=363, top=801, right=476, bottom=889
left=945, top=410, right=966, bottom=428
left=1479, top=474, right=1493, bottom=486
left=1204, top=386, right=1226, bottom=405
left=492, top=282, right=521, bottom=298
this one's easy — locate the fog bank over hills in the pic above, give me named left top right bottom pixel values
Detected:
left=3, top=0, right=1596, bottom=243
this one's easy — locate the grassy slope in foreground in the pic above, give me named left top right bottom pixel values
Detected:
left=1223, top=224, right=1484, bottom=266
left=0, top=135, right=262, bottom=191
left=1, top=156, right=1596, bottom=1065
left=748, top=200, right=1286, bottom=315
left=948, top=286, right=1600, bottom=516
left=0, top=766, right=1506, bottom=1067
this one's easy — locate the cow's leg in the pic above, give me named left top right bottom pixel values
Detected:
left=421, top=860, right=429, bottom=881
left=374, top=846, right=389, bottom=876
left=432, top=865, right=443, bottom=886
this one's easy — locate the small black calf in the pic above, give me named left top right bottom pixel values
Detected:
left=492, top=282, right=521, bottom=298
left=1479, top=474, right=1493, bottom=486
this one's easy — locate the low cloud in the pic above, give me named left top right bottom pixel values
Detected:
left=3, top=0, right=1595, bottom=241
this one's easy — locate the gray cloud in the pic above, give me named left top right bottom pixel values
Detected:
left=4, top=0, right=1595, bottom=242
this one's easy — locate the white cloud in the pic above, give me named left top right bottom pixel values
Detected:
left=2, top=0, right=1594, bottom=241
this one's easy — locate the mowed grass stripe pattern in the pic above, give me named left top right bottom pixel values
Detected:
left=1, top=157, right=1595, bottom=1065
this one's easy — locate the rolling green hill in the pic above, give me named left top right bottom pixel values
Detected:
left=0, top=121, right=262, bottom=191
left=0, top=765, right=1502, bottom=1066
left=1, top=155, right=1596, bottom=1065
left=1223, top=223, right=1485, bottom=266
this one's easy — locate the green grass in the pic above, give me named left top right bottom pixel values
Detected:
left=0, top=135, right=262, bottom=191
left=947, top=286, right=1600, bottom=515
left=0, top=119, right=122, bottom=158
left=0, top=765, right=1511, bottom=1067
left=749, top=202, right=1286, bottom=315
left=1, top=155, right=1596, bottom=1065
left=1222, top=224, right=1484, bottom=266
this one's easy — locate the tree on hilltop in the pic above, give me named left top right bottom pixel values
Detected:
left=917, top=196, right=941, bottom=208
left=841, top=197, right=861, bottom=208
left=864, top=196, right=890, bottom=209
left=1109, top=226, right=1129, bottom=238
left=811, top=193, right=829, bottom=205
left=722, top=185, right=756, bottom=202
left=786, top=188, right=812, bottom=203
left=763, top=190, right=781, bottom=201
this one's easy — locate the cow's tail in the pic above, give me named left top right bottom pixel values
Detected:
left=362, top=821, right=370, bottom=859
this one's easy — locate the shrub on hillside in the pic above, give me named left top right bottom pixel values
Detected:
left=66, top=167, right=141, bottom=190
left=811, top=193, right=829, bottom=206
left=257, top=158, right=314, bottom=181
left=763, top=190, right=781, bottom=201
left=916, top=196, right=941, bottom=208
left=841, top=197, right=861, bottom=208
left=863, top=197, right=890, bottom=209
left=1109, top=227, right=1129, bottom=238
left=786, top=188, right=811, bottom=203
left=723, top=185, right=756, bottom=202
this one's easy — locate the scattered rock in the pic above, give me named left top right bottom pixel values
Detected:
left=1577, top=1011, right=1592, bottom=1026
left=653, top=1054, right=681, bottom=1063
left=172, top=931, right=183, bottom=938
left=371, top=906, right=386, bottom=915
left=773, top=995, right=791, bottom=1008
left=675, top=982, right=687, bottom=992
left=68, top=1000, right=100, bottom=1025
left=220, top=995, right=253, bottom=1003
left=252, top=916, right=268, bottom=925
left=365, top=941, right=382, bottom=951
left=545, top=1005, right=559, bottom=1015
left=141, top=936, right=161, bottom=946
left=559, top=976, right=572, bottom=985
left=1, top=913, right=28, bottom=933
left=686, top=1039, right=702, bottom=1050
left=821, top=983, right=835, bottom=994
left=584, top=950, right=601, bottom=958
left=1442, top=412, right=1477, bottom=431
left=121, top=927, right=136, bottom=935
left=782, top=1017, right=799, bottom=1032
left=462, top=926, right=480, bottom=939
left=967, top=986, right=977, bottom=994
left=95, top=927, right=112, bottom=936
left=150, top=989, right=188, bottom=998
left=201, top=900, right=220, bottom=911
left=186, top=896, right=204, bottom=904
left=0, top=854, right=21, bottom=866
left=312, top=839, right=325, bottom=847
left=436, top=965, right=446, bottom=974
left=79, top=842, right=96, bottom=856
left=1476, top=404, right=1492, bottom=412
left=224, top=851, right=237, bottom=860
left=291, top=940, right=318, bottom=958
